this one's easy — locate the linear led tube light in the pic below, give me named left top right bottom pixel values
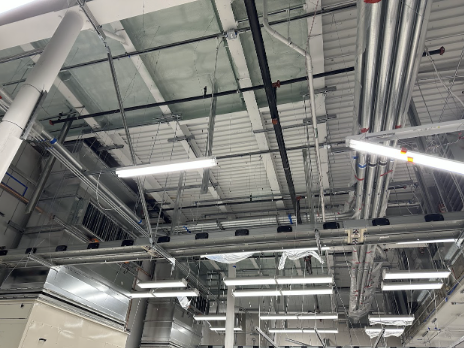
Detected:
left=233, top=287, right=333, bottom=297
left=1, top=0, right=38, bottom=14
left=368, top=315, right=414, bottom=326
left=194, top=315, right=227, bottom=321
left=381, top=282, right=443, bottom=291
left=397, top=239, right=456, bottom=245
left=209, top=327, right=242, bottom=331
left=116, top=157, right=217, bottom=178
left=138, top=279, right=188, bottom=289
left=223, top=276, right=333, bottom=286
left=152, top=289, right=199, bottom=297
left=383, top=270, right=451, bottom=280
left=276, top=276, right=333, bottom=284
left=260, top=313, right=338, bottom=320
left=348, top=139, right=464, bottom=176
left=129, top=292, right=154, bottom=298
left=269, top=329, right=339, bottom=334
left=281, top=288, right=333, bottom=296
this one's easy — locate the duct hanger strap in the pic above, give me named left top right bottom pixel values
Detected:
left=346, top=228, right=365, bottom=244
left=20, top=91, right=47, bottom=141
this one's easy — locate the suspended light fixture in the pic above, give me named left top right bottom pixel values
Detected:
left=209, top=327, right=242, bottom=331
left=381, top=282, right=443, bottom=291
left=232, top=287, right=333, bottom=297
left=269, top=329, right=339, bottom=334
left=1, top=0, right=38, bottom=14
left=383, top=270, right=451, bottom=280
left=152, top=289, right=199, bottom=298
left=137, top=279, right=188, bottom=289
left=194, top=315, right=227, bottom=321
left=348, top=140, right=464, bottom=176
left=397, top=239, right=456, bottom=245
left=368, top=315, right=414, bottom=326
left=260, top=313, right=338, bottom=320
left=115, top=157, right=217, bottom=178
left=223, top=275, right=333, bottom=286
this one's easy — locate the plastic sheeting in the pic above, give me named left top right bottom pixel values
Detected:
left=369, top=318, right=414, bottom=327
left=177, top=296, right=191, bottom=310
left=278, top=249, right=323, bottom=270
left=364, top=328, right=404, bottom=339
left=205, top=252, right=255, bottom=264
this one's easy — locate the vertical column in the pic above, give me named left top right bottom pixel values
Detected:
left=0, top=10, right=84, bottom=180
left=224, top=264, right=236, bottom=348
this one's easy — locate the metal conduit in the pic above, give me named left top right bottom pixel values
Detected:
left=363, top=0, right=400, bottom=219
left=378, top=0, right=433, bottom=217
left=355, top=0, right=382, bottom=220
left=371, top=0, right=419, bottom=218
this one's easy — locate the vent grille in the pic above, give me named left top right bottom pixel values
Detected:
left=82, top=202, right=131, bottom=241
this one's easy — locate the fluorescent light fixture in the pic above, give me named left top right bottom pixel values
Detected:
left=129, top=292, right=154, bottom=298
left=233, top=289, right=281, bottom=297
left=116, top=157, right=217, bottom=178
left=368, top=315, right=414, bottom=326
left=0, top=0, right=37, bottom=14
left=260, top=313, right=338, bottom=320
left=397, top=239, right=456, bottom=245
left=349, top=139, right=464, bottom=176
left=138, top=279, right=187, bottom=289
left=223, top=275, right=333, bottom=286
left=233, top=287, right=332, bottom=297
left=281, top=288, right=333, bottom=296
left=224, top=277, right=277, bottom=286
left=152, top=289, right=199, bottom=298
left=276, top=276, right=333, bottom=285
left=381, top=282, right=443, bottom=291
left=200, top=247, right=331, bottom=259
left=194, top=315, right=227, bottom=321
left=365, top=327, right=404, bottom=337
left=269, top=329, right=338, bottom=334
left=209, top=327, right=242, bottom=331
left=383, top=270, right=451, bottom=280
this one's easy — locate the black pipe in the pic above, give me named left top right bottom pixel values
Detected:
left=244, top=0, right=297, bottom=219
left=422, top=46, right=445, bottom=57
left=49, top=66, right=354, bottom=125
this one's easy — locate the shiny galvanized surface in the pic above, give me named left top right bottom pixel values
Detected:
left=0, top=266, right=130, bottom=324
left=142, top=299, right=202, bottom=348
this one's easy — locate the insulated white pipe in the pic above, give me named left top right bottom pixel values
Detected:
left=262, top=0, right=326, bottom=222
left=224, top=264, right=236, bottom=348
left=0, top=10, right=84, bottom=181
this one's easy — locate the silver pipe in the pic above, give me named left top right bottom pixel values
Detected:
left=378, top=0, right=433, bottom=216
left=372, top=0, right=419, bottom=218
left=364, top=0, right=400, bottom=219
left=357, top=1, right=382, bottom=219
left=25, top=118, right=72, bottom=214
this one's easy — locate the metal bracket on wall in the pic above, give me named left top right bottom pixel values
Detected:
left=21, top=91, right=47, bottom=140
left=346, top=228, right=365, bottom=244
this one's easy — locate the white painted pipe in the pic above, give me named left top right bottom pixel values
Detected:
left=224, top=264, right=236, bottom=348
left=262, top=0, right=326, bottom=222
left=0, top=10, right=84, bottom=180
